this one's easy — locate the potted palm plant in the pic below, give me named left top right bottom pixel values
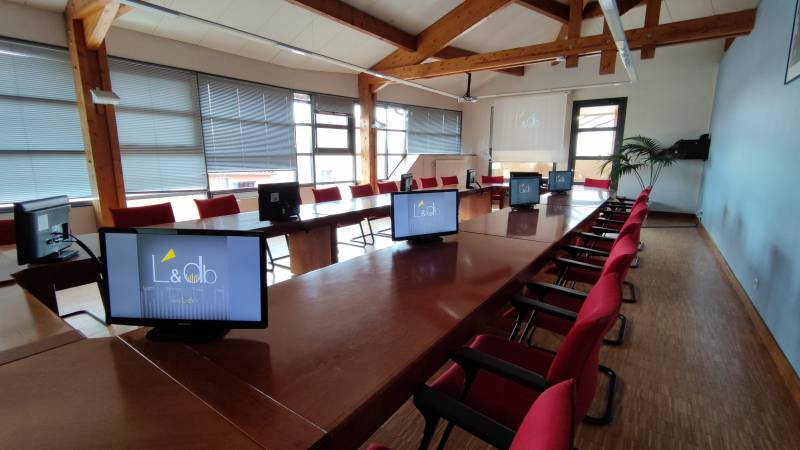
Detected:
left=600, top=135, right=677, bottom=192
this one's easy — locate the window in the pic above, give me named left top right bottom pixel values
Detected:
left=110, top=59, right=207, bottom=194
left=568, top=98, right=627, bottom=183
left=199, top=75, right=297, bottom=191
left=375, top=103, right=408, bottom=180
left=295, top=93, right=356, bottom=186
left=407, top=105, right=461, bottom=154
left=0, top=39, right=92, bottom=204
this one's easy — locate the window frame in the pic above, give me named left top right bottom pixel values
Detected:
left=568, top=97, right=627, bottom=185
left=375, top=102, right=410, bottom=182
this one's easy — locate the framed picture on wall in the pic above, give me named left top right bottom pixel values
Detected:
left=787, top=0, right=800, bottom=84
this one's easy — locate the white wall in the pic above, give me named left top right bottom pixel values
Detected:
left=462, top=41, right=723, bottom=212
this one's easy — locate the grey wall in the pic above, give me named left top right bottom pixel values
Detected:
left=699, top=0, right=800, bottom=375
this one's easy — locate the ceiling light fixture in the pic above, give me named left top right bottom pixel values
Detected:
left=118, top=0, right=462, bottom=100
left=598, top=0, right=638, bottom=82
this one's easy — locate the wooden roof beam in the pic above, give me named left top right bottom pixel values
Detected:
left=565, top=0, right=583, bottom=68
left=583, top=0, right=645, bottom=18
left=433, top=47, right=524, bottom=76
left=378, top=9, right=756, bottom=80
left=513, top=0, right=570, bottom=23
left=641, top=0, right=662, bottom=59
left=66, top=0, right=131, bottom=49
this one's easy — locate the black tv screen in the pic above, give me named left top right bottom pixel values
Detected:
left=509, top=173, right=541, bottom=208
left=548, top=170, right=574, bottom=192
left=13, top=195, right=76, bottom=264
left=258, top=182, right=300, bottom=221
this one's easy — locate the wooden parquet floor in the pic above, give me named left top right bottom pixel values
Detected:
left=360, top=223, right=800, bottom=450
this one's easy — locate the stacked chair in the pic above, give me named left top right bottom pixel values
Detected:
left=401, top=187, right=651, bottom=449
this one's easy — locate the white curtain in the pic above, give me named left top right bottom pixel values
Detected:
left=491, top=92, right=568, bottom=164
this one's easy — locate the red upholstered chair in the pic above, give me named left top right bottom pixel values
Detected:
left=420, top=177, right=438, bottom=189
left=583, top=178, right=611, bottom=189
left=411, top=179, right=419, bottom=190
left=0, top=220, right=15, bottom=246
left=376, top=181, right=398, bottom=194
left=370, top=379, right=575, bottom=450
left=349, top=184, right=384, bottom=241
left=440, top=175, right=459, bottom=186
left=482, top=175, right=505, bottom=202
left=417, top=273, right=621, bottom=449
left=312, top=186, right=373, bottom=247
left=110, top=203, right=175, bottom=228
left=194, top=195, right=239, bottom=219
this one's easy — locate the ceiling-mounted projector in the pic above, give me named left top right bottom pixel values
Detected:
left=458, top=73, right=479, bottom=103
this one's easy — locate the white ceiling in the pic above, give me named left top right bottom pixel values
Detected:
left=11, top=0, right=759, bottom=93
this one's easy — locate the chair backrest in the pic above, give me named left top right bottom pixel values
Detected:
left=110, top=203, right=176, bottom=228
left=481, top=175, right=504, bottom=184
left=602, top=235, right=639, bottom=281
left=0, top=219, right=16, bottom=245
left=420, top=177, right=438, bottom=189
left=440, top=175, right=459, bottom=186
left=510, top=379, right=575, bottom=450
left=411, top=179, right=419, bottom=190
left=312, top=186, right=342, bottom=203
left=546, top=272, right=621, bottom=419
left=584, top=178, right=611, bottom=189
left=350, top=184, right=375, bottom=198
left=377, top=181, right=399, bottom=194
left=194, top=195, right=240, bottom=219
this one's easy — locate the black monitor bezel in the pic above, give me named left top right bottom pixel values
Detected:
left=390, top=189, right=459, bottom=241
left=509, top=174, right=542, bottom=208
left=465, top=168, right=476, bottom=189
left=13, top=195, right=71, bottom=265
left=99, top=227, right=268, bottom=329
left=258, top=181, right=300, bottom=221
left=400, top=173, right=414, bottom=192
left=548, top=170, right=574, bottom=193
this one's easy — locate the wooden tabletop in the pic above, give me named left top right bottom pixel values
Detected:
left=459, top=205, right=599, bottom=243
left=0, top=284, right=83, bottom=365
left=0, top=338, right=282, bottom=449
left=540, top=186, right=610, bottom=206
left=124, top=231, right=554, bottom=449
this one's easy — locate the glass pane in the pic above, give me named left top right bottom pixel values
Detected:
left=377, top=155, right=387, bottom=180
left=295, top=125, right=312, bottom=153
left=294, top=93, right=310, bottom=102
left=316, top=127, right=349, bottom=149
left=294, top=101, right=311, bottom=124
left=375, top=106, right=387, bottom=128
left=207, top=171, right=296, bottom=191
left=577, top=105, right=618, bottom=129
left=377, top=130, right=387, bottom=154
left=387, top=131, right=406, bottom=153
left=575, top=131, right=616, bottom=157
left=388, top=155, right=403, bottom=178
left=386, top=106, right=407, bottom=130
left=315, top=113, right=348, bottom=126
left=573, top=160, right=610, bottom=182
left=355, top=153, right=362, bottom=184
left=315, top=154, right=354, bottom=183
left=297, top=155, right=313, bottom=184
left=127, top=193, right=207, bottom=222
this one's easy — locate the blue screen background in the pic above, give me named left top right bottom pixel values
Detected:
left=510, top=177, right=541, bottom=206
left=105, top=233, right=262, bottom=322
left=392, top=191, right=458, bottom=239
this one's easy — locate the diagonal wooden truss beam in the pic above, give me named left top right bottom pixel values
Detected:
left=377, top=9, right=756, bottom=80
left=66, top=0, right=131, bottom=49
left=513, top=0, right=570, bottom=23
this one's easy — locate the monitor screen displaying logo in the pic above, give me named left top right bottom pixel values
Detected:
left=391, top=190, right=458, bottom=240
left=103, top=232, right=264, bottom=324
left=548, top=170, right=574, bottom=192
left=510, top=176, right=541, bottom=208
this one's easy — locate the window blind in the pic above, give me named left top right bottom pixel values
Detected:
left=313, top=94, right=354, bottom=115
left=0, top=40, right=92, bottom=204
left=407, top=105, right=461, bottom=154
left=110, top=59, right=207, bottom=193
left=198, top=75, right=296, bottom=173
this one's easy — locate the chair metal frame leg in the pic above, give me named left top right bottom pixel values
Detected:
left=602, top=313, right=627, bottom=346
left=630, top=255, right=640, bottom=268
left=622, top=280, right=637, bottom=303
left=583, top=364, right=617, bottom=425
left=418, top=413, right=440, bottom=450
left=342, top=222, right=374, bottom=248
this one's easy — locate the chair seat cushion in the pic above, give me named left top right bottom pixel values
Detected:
left=429, top=334, right=554, bottom=430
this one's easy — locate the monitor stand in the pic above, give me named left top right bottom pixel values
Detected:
left=407, top=236, right=444, bottom=245
left=37, top=248, right=79, bottom=263
left=146, top=326, right=229, bottom=343
left=511, top=204, right=538, bottom=211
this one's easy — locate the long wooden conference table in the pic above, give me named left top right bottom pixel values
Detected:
left=1, top=186, right=609, bottom=449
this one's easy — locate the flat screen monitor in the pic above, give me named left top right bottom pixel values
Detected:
left=258, top=182, right=300, bottom=221
left=400, top=173, right=414, bottom=192
left=465, top=169, right=476, bottom=189
left=391, top=190, right=458, bottom=242
left=13, top=195, right=77, bottom=264
left=509, top=173, right=541, bottom=209
left=100, top=228, right=267, bottom=341
left=548, top=170, right=574, bottom=193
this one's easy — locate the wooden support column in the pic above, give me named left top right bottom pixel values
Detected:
left=65, top=13, right=126, bottom=226
left=358, top=74, right=378, bottom=190
left=565, top=0, right=582, bottom=68
left=641, top=0, right=662, bottom=59
left=599, top=22, right=617, bottom=75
